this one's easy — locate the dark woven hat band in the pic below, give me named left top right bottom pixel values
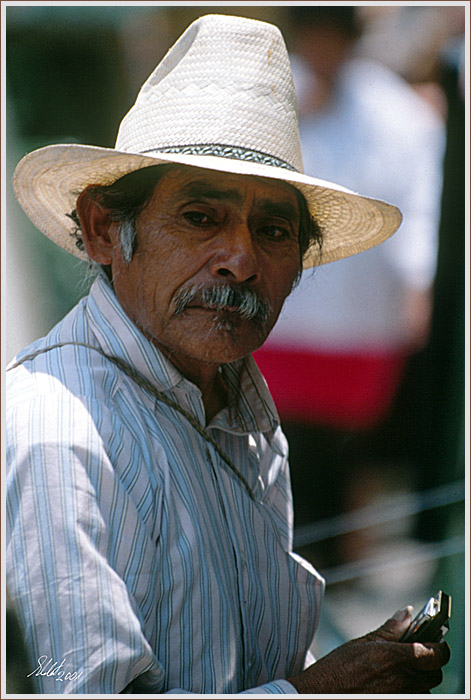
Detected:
left=143, top=144, right=299, bottom=172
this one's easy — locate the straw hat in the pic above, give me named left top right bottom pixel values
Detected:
left=13, top=13, right=402, bottom=266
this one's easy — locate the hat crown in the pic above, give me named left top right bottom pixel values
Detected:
left=116, top=14, right=304, bottom=172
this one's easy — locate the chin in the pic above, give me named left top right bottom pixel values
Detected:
left=198, top=320, right=269, bottom=364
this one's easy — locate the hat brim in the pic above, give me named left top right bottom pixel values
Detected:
left=13, top=143, right=402, bottom=266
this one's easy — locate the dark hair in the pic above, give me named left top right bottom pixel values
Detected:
left=288, top=6, right=361, bottom=40
left=294, top=188, right=323, bottom=276
left=68, top=163, right=323, bottom=277
left=67, top=164, right=174, bottom=258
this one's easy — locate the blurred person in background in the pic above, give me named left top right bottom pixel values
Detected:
left=6, top=13, right=451, bottom=695
left=357, top=2, right=466, bottom=543
left=254, top=6, right=447, bottom=565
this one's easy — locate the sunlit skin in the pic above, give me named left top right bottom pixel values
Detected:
left=77, top=166, right=301, bottom=420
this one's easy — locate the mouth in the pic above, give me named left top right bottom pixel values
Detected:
left=184, top=305, right=263, bottom=339
left=188, top=304, right=240, bottom=314
left=173, top=283, right=272, bottom=328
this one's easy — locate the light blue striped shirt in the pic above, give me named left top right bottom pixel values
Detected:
left=7, top=276, right=324, bottom=694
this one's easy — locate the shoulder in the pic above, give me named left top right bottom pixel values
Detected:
left=7, top=339, right=124, bottom=410
left=7, top=342, right=127, bottom=466
left=6, top=361, right=165, bottom=527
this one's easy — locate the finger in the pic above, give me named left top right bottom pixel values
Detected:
left=368, top=606, right=414, bottom=642
left=409, top=641, right=451, bottom=670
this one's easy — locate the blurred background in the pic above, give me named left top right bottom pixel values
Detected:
left=5, top=3, right=467, bottom=694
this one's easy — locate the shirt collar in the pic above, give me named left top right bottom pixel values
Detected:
left=86, top=277, right=280, bottom=436
left=214, top=357, right=280, bottom=435
left=86, top=276, right=183, bottom=392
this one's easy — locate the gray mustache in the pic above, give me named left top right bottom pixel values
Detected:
left=173, top=283, right=271, bottom=324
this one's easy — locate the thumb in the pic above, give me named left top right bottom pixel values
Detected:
left=368, top=606, right=414, bottom=642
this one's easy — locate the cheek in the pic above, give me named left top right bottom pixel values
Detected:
left=138, top=220, right=200, bottom=274
left=131, top=233, right=201, bottom=314
left=111, top=246, right=163, bottom=326
left=268, top=258, right=300, bottom=306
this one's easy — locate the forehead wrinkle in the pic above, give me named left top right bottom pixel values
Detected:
left=178, top=180, right=243, bottom=204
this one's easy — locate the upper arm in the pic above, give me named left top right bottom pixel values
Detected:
left=6, top=389, right=165, bottom=693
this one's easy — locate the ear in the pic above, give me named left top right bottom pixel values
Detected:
left=75, top=187, right=118, bottom=265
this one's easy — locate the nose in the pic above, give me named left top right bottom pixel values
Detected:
left=209, top=224, right=261, bottom=284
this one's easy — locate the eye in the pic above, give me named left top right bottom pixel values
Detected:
left=258, top=223, right=293, bottom=241
left=183, top=210, right=214, bottom=227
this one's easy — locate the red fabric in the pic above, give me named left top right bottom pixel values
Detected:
left=253, top=345, right=407, bottom=430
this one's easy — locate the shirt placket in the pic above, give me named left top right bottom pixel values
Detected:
left=203, top=441, right=259, bottom=687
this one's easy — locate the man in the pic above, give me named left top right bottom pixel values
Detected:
left=7, top=14, right=448, bottom=694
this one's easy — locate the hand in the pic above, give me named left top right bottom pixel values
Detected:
left=288, top=606, right=450, bottom=694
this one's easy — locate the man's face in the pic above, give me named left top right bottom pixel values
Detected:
left=109, top=166, right=301, bottom=373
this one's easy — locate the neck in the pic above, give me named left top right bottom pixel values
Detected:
left=201, top=371, right=229, bottom=423
left=157, top=347, right=229, bottom=423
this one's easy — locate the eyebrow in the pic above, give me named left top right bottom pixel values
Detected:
left=179, top=181, right=300, bottom=222
left=256, top=198, right=300, bottom=224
